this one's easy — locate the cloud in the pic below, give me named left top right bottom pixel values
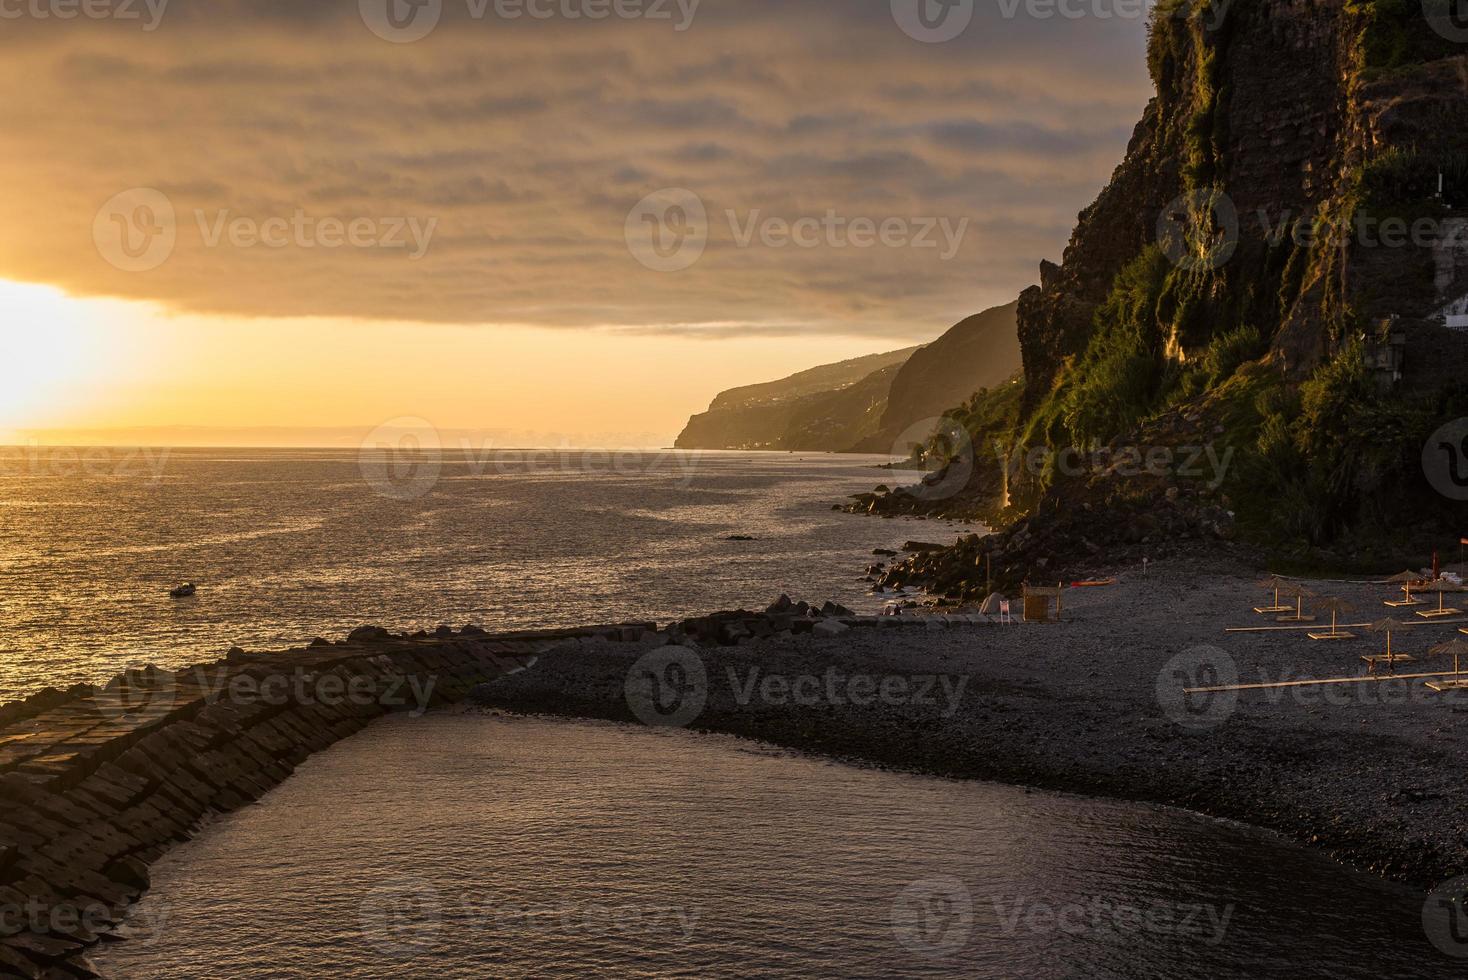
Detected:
left=0, top=0, right=1153, bottom=341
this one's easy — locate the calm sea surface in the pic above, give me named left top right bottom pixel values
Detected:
left=94, top=714, right=1453, bottom=979
left=0, top=448, right=937, bottom=704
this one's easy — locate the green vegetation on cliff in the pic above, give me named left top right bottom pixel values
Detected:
left=896, top=1, right=1468, bottom=569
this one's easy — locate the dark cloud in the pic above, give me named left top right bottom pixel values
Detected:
left=0, top=0, right=1153, bottom=340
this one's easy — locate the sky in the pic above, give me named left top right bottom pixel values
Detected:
left=0, top=0, right=1152, bottom=446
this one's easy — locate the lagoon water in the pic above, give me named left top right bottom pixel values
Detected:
left=94, top=714, right=1453, bottom=979
left=0, top=448, right=929, bottom=704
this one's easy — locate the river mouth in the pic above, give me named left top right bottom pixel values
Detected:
left=94, top=712, right=1449, bottom=979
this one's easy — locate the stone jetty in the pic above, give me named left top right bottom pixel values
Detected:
left=0, top=622, right=652, bottom=978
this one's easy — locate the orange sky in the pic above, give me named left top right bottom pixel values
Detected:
left=0, top=279, right=893, bottom=446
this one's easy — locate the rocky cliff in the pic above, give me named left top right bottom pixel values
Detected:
left=676, top=303, right=1020, bottom=452
left=674, top=348, right=913, bottom=451
left=849, top=301, right=1021, bottom=452
left=1018, top=0, right=1468, bottom=402
left=858, top=0, right=1468, bottom=588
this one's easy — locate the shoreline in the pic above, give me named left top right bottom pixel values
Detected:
left=6, top=547, right=1465, bottom=973
left=471, top=557, right=1468, bottom=892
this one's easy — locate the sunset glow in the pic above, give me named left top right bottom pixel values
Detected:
left=0, top=278, right=900, bottom=445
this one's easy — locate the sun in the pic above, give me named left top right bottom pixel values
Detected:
left=0, top=279, right=116, bottom=431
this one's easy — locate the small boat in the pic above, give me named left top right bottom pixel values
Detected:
left=169, top=583, right=197, bottom=599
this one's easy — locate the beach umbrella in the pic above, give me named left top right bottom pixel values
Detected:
left=1256, top=575, right=1290, bottom=611
left=1282, top=583, right=1317, bottom=620
left=1422, top=579, right=1464, bottom=616
left=1369, top=617, right=1411, bottom=668
left=1315, top=596, right=1357, bottom=636
left=1386, top=570, right=1423, bottom=605
left=1430, top=636, right=1468, bottom=675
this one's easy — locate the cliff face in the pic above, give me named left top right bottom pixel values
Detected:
left=865, top=0, right=1468, bottom=578
left=677, top=303, right=1021, bottom=452
left=1019, top=0, right=1348, bottom=401
left=876, top=302, right=1020, bottom=438
left=674, top=349, right=914, bottom=451
left=1018, top=0, right=1468, bottom=406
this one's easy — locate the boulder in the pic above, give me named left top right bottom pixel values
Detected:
left=812, top=620, right=849, bottom=637
left=347, top=626, right=392, bottom=644
left=105, top=855, right=151, bottom=891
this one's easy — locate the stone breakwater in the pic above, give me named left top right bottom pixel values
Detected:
left=0, top=621, right=652, bottom=978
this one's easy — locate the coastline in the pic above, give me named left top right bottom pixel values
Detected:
left=7, top=547, right=1466, bottom=974
left=471, top=556, right=1468, bottom=892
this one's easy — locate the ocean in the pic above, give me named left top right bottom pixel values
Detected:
left=0, top=447, right=939, bottom=704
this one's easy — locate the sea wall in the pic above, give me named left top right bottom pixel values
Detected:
left=0, top=622, right=652, bottom=978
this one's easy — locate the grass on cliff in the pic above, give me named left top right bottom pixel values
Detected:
left=994, top=234, right=1461, bottom=560
left=1017, top=246, right=1281, bottom=457
left=1349, top=0, right=1463, bottom=75
left=940, top=0, right=1466, bottom=567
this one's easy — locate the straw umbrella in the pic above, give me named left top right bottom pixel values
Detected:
left=1419, top=579, right=1464, bottom=618
left=1279, top=583, right=1317, bottom=622
left=1430, top=636, right=1468, bottom=676
left=1256, top=575, right=1291, bottom=613
left=1385, top=570, right=1424, bottom=607
left=1313, top=596, right=1357, bottom=638
left=1369, top=617, right=1411, bottom=671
